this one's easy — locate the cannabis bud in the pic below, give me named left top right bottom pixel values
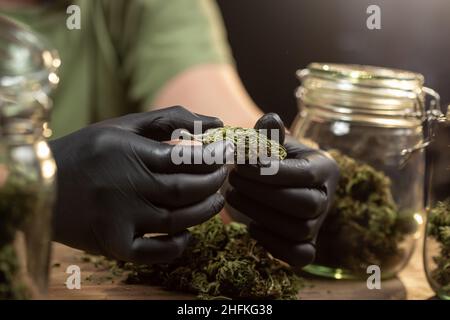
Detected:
left=124, top=216, right=303, bottom=300
left=183, top=126, right=287, bottom=161
left=0, top=171, right=37, bottom=300
left=313, top=150, right=417, bottom=276
left=427, top=198, right=450, bottom=294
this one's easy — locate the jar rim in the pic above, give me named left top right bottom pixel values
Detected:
left=0, top=15, right=60, bottom=94
left=303, top=63, right=424, bottom=83
left=296, top=63, right=431, bottom=127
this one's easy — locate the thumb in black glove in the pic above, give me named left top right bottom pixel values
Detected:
left=50, top=106, right=233, bottom=264
left=226, top=113, right=340, bottom=267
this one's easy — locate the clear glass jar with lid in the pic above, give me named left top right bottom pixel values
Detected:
left=0, top=15, right=59, bottom=299
left=291, top=63, right=442, bottom=279
left=424, top=107, right=449, bottom=299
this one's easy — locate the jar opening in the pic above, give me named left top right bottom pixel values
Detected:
left=297, top=63, right=429, bottom=128
left=304, top=63, right=424, bottom=84
left=0, top=15, right=60, bottom=95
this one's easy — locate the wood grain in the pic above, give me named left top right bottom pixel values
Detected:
left=47, top=238, right=434, bottom=300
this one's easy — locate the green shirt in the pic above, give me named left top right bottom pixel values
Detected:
left=1, top=0, right=231, bottom=138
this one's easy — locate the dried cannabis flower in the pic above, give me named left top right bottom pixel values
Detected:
left=0, top=171, right=37, bottom=300
left=184, top=126, right=287, bottom=161
left=427, top=198, right=450, bottom=293
left=124, top=216, right=303, bottom=300
left=314, top=150, right=417, bottom=275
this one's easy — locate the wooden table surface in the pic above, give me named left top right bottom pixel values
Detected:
left=47, top=238, right=435, bottom=300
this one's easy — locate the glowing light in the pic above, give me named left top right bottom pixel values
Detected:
left=52, top=57, right=61, bottom=68
left=36, top=141, right=51, bottom=158
left=48, top=72, right=59, bottom=85
left=42, top=51, right=53, bottom=67
left=413, top=213, right=424, bottom=226
left=43, top=123, right=53, bottom=138
left=41, top=159, right=56, bottom=179
left=334, top=269, right=344, bottom=279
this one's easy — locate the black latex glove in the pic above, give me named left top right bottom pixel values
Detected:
left=50, top=106, right=232, bottom=264
left=226, top=113, right=340, bottom=267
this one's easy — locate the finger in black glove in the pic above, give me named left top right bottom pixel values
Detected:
left=226, top=113, right=340, bottom=267
left=50, top=106, right=232, bottom=264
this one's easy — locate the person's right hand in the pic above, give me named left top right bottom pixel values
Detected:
left=49, top=106, right=232, bottom=264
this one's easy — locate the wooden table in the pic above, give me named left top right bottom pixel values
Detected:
left=48, top=238, right=435, bottom=300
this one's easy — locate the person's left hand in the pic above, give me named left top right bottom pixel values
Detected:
left=226, top=113, right=340, bottom=267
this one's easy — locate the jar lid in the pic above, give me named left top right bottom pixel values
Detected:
left=297, top=63, right=428, bottom=127
left=0, top=15, right=60, bottom=97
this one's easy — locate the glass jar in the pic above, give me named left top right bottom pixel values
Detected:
left=291, top=63, right=441, bottom=279
left=424, top=108, right=450, bottom=299
left=0, top=15, right=59, bottom=299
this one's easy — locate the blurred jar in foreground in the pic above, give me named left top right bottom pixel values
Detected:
left=424, top=108, right=450, bottom=300
left=291, top=63, right=443, bottom=279
left=0, top=15, right=59, bottom=299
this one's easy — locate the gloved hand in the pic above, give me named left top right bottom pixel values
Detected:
left=50, top=106, right=232, bottom=264
left=226, top=113, right=340, bottom=267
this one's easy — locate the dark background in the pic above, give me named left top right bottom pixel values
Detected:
left=217, top=0, right=450, bottom=199
left=217, top=0, right=450, bottom=125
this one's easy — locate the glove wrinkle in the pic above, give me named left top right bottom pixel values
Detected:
left=225, top=113, right=339, bottom=267
left=50, top=106, right=228, bottom=264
